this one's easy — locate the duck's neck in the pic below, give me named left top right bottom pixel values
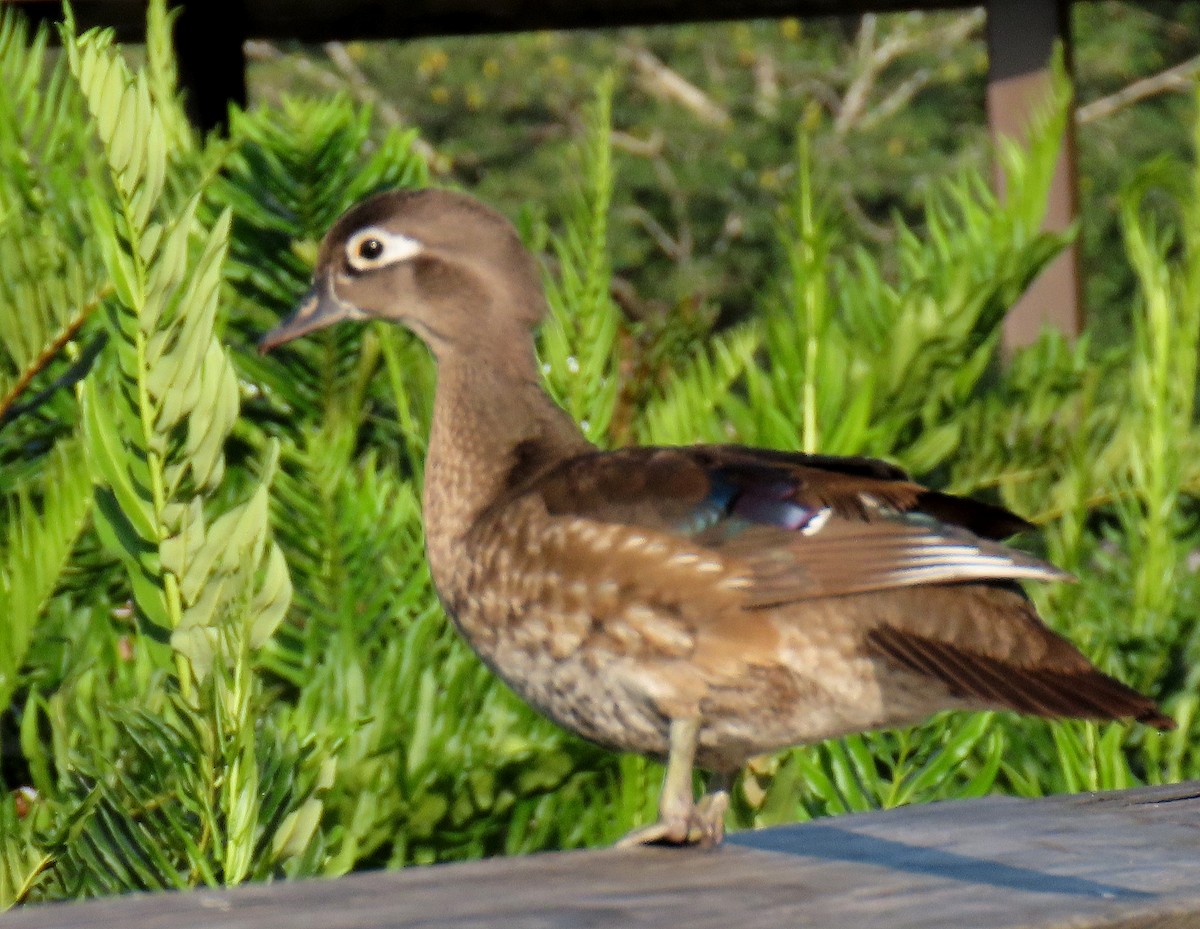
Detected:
left=423, top=338, right=590, bottom=587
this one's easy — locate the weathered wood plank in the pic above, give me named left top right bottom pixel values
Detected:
left=8, top=781, right=1200, bottom=929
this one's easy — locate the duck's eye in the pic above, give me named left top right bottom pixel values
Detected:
left=345, top=228, right=423, bottom=271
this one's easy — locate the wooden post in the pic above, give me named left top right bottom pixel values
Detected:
left=986, top=0, right=1083, bottom=352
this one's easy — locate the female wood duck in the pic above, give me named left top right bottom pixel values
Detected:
left=261, top=188, right=1172, bottom=847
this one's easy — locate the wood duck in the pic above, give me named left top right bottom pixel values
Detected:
left=261, top=188, right=1173, bottom=847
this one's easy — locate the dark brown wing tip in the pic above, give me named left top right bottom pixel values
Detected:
left=1081, top=670, right=1175, bottom=730
left=867, top=626, right=1174, bottom=729
left=1139, top=707, right=1177, bottom=731
left=914, top=490, right=1036, bottom=541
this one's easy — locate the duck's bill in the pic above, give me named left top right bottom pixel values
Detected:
left=258, top=277, right=363, bottom=353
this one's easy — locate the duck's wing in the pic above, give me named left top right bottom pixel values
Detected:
left=517, top=444, right=1068, bottom=606
left=502, top=445, right=1173, bottom=730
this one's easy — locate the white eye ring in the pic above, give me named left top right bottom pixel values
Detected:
left=345, top=227, right=423, bottom=271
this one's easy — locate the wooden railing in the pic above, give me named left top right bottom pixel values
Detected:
left=8, top=781, right=1200, bottom=929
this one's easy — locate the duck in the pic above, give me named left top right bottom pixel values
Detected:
left=260, top=187, right=1173, bottom=847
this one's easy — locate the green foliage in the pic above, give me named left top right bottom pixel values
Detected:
left=0, top=793, right=50, bottom=907
left=2, top=3, right=317, bottom=898
left=0, top=11, right=106, bottom=432
left=66, top=18, right=290, bottom=690
left=1074, top=3, right=1200, bottom=344
left=641, top=60, right=1070, bottom=471
left=637, top=322, right=760, bottom=445
left=0, top=441, right=91, bottom=712
left=539, top=73, right=622, bottom=444
left=734, top=65, right=1069, bottom=469
left=206, top=95, right=617, bottom=869
left=1116, top=148, right=1200, bottom=657
left=0, top=12, right=104, bottom=715
left=3, top=1, right=1200, bottom=909
left=254, top=8, right=1200, bottom=361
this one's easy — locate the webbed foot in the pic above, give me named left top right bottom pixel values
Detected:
left=616, top=724, right=730, bottom=848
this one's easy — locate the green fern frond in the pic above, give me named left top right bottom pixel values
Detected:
left=0, top=9, right=108, bottom=428
left=0, top=795, right=51, bottom=907
left=65, top=18, right=290, bottom=688
left=142, top=0, right=191, bottom=154
left=32, top=694, right=330, bottom=896
left=540, top=74, right=622, bottom=445
left=637, top=322, right=760, bottom=445
left=729, top=62, right=1072, bottom=473
left=0, top=437, right=93, bottom=712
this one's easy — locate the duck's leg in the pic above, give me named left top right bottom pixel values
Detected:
left=616, top=717, right=701, bottom=848
left=692, top=771, right=731, bottom=846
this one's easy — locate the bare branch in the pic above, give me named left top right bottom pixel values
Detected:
left=795, top=76, right=843, bottom=114
left=622, top=204, right=686, bottom=261
left=854, top=13, right=879, bottom=63
left=0, top=289, right=106, bottom=425
left=321, top=42, right=443, bottom=168
left=322, top=42, right=404, bottom=127
left=835, top=9, right=984, bottom=137
left=245, top=40, right=443, bottom=170
left=927, top=8, right=986, bottom=50
left=1077, top=55, right=1200, bottom=125
left=753, top=54, right=780, bottom=118
left=860, top=67, right=934, bottom=131
left=611, top=129, right=665, bottom=158
left=835, top=14, right=881, bottom=136
left=837, top=182, right=895, bottom=244
left=246, top=37, right=341, bottom=93
left=625, top=47, right=731, bottom=129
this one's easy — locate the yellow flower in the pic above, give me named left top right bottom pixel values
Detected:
left=483, top=57, right=501, bottom=79
left=418, top=48, right=449, bottom=79
left=780, top=18, right=801, bottom=40
left=430, top=86, right=451, bottom=104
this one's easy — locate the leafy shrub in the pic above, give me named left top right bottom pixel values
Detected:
left=2, top=2, right=1199, bottom=906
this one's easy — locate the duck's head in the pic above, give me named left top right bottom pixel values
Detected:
left=259, top=188, right=547, bottom=355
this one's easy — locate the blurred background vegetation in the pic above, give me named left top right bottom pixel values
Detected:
left=250, top=2, right=1200, bottom=344
left=3, top=0, right=1200, bottom=907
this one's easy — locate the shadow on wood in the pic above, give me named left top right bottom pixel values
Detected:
left=8, top=781, right=1200, bottom=929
